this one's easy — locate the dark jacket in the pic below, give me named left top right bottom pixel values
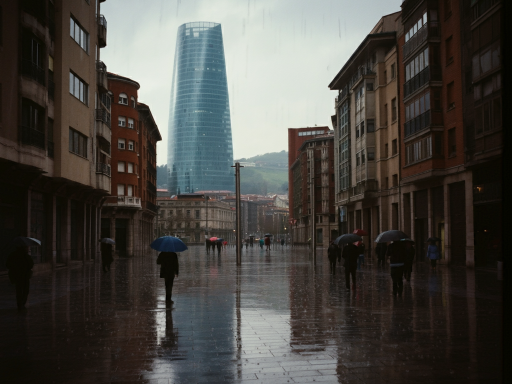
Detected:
left=6, top=248, right=34, bottom=283
left=157, top=252, right=179, bottom=279
left=405, top=245, right=415, bottom=264
left=387, top=242, right=406, bottom=265
left=375, top=243, right=387, bottom=257
left=327, top=243, right=339, bottom=260
left=342, top=244, right=358, bottom=270
left=216, top=242, right=221, bottom=251
left=101, top=243, right=113, bottom=264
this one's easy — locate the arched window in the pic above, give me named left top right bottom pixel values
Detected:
left=131, top=96, right=136, bottom=108
left=119, top=93, right=128, bottom=105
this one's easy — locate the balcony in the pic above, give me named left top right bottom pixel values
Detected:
left=20, top=125, right=45, bottom=149
left=22, top=0, right=46, bottom=24
left=95, top=108, right=111, bottom=128
left=146, top=201, right=158, bottom=213
left=404, top=109, right=443, bottom=139
left=21, top=60, right=45, bottom=86
left=147, top=141, right=156, bottom=158
left=147, top=161, right=157, bottom=177
left=97, top=15, right=107, bottom=48
left=147, top=180, right=157, bottom=194
left=95, top=162, right=111, bottom=176
left=403, top=22, right=439, bottom=60
left=96, top=61, right=108, bottom=92
left=104, top=196, right=141, bottom=209
left=403, top=65, right=441, bottom=99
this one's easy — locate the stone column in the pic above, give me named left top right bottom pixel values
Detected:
left=443, top=181, right=451, bottom=264
left=62, top=198, right=71, bottom=265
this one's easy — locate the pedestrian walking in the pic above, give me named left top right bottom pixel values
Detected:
left=100, top=242, right=114, bottom=272
left=342, top=243, right=358, bottom=291
left=427, top=240, right=440, bottom=270
left=6, top=245, right=34, bottom=310
left=157, top=251, right=179, bottom=303
left=264, top=236, right=271, bottom=251
left=216, top=241, right=222, bottom=256
left=356, top=241, right=365, bottom=270
left=387, top=241, right=406, bottom=297
left=205, top=239, right=210, bottom=255
left=375, top=242, right=387, bottom=266
left=327, top=242, right=339, bottom=275
left=259, top=238, right=264, bottom=249
left=281, top=238, right=285, bottom=248
left=403, top=241, right=415, bottom=281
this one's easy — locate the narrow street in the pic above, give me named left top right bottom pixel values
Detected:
left=0, top=246, right=502, bottom=383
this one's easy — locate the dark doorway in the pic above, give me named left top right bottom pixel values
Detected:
left=414, top=189, right=428, bottom=258
left=115, top=219, right=128, bottom=257
left=474, top=202, right=501, bottom=266
left=449, top=182, right=467, bottom=264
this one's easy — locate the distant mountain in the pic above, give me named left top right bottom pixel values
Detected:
left=157, top=150, right=289, bottom=194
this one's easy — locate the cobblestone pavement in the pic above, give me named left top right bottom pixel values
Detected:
left=0, top=245, right=502, bottom=383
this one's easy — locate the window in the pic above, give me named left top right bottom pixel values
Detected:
left=472, top=42, right=501, bottom=81
left=69, top=72, right=88, bottom=104
left=405, top=92, right=431, bottom=136
left=128, top=118, right=134, bottom=128
left=22, top=31, right=45, bottom=85
left=367, top=149, right=375, bottom=161
left=69, top=127, right=87, bottom=158
left=131, top=96, right=136, bottom=108
left=118, top=161, right=125, bottom=172
left=367, top=119, right=375, bottom=133
left=127, top=185, right=133, bottom=196
left=392, top=174, right=398, bottom=187
left=391, top=63, right=396, bottom=79
left=186, top=210, right=191, bottom=218
left=361, top=150, right=365, bottom=164
left=391, top=98, right=397, bottom=121
left=21, top=98, right=44, bottom=131
left=366, top=82, right=373, bottom=91
left=127, top=162, right=133, bottom=173
left=119, top=93, right=128, bottom=105
left=405, top=12, right=427, bottom=43
left=385, top=177, right=389, bottom=189
left=118, top=138, right=125, bottom=149
left=128, top=140, right=134, bottom=150
left=118, top=116, right=126, bottom=127
left=444, top=0, right=452, bottom=18
left=447, top=82, right=455, bottom=109
left=383, top=104, right=388, bottom=126
left=392, top=139, right=397, bottom=155
left=448, top=128, right=456, bottom=156
left=405, top=136, right=432, bottom=165
left=195, top=210, right=200, bottom=219
left=356, top=153, right=360, bottom=166
left=445, top=36, right=453, bottom=64
left=117, top=184, right=125, bottom=196
left=385, top=143, right=389, bottom=158
left=70, top=17, right=89, bottom=53
left=405, top=47, right=429, bottom=82
left=475, top=97, right=501, bottom=134
left=383, top=71, right=387, bottom=84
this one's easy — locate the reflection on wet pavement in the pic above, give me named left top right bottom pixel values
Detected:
left=0, top=246, right=502, bottom=383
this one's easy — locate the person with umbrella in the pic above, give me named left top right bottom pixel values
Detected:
left=264, top=235, right=271, bottom=251
left=342, top=241, right=359, bottom=291
left=216, top=240, right=222, bottom=256
left=151, top=236, right=187, bottom=304
left=5, top=237, right=36, bottom=310
left=427, top=237, right=441, bottom=270
left=99, top=238, right=115, bottom=272
left=375, top=242, right=388, bottom=267
left=386, top=240, right=406, bottom=297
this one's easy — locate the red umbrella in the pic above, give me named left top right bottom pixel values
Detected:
left=353, top=229, right=368, bottom=236
left=209, top=237, right=218, bottom=241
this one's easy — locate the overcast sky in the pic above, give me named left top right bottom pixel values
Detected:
left=100, top=0, right=402, bottom=165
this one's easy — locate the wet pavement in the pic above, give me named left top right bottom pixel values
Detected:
left=0, top=245, right=502, bottom=383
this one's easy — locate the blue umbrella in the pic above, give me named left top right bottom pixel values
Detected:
left=150, top=236, right=188, bottom=253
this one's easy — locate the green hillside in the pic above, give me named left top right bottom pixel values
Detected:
left=157, top=150, right=289, bottom=195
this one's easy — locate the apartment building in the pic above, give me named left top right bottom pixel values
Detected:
left=0, top=0, right=110, bottom=270
left=460, top=0, right=502, bottom=266
left=100, top=73, right=161, bottom=257
left=290, top=133, right=336, bottom=245
left=398, top=0, right=473, bottom=265
left=328, top=12, right=401, bottom=251
left=156, top=194, right=236, bottom=244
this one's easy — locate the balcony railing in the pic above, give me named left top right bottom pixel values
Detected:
left=147, top=141, right=156, bottom=157
left=147, top=181, right=157, bottom=194
left=403, top=22, right=439, bottom=59
left=20, top=125, right=45, bottom=149
left=404, top=109, right=443, bottom=138
left=96, top=60, right=108, bottom=92
left=95, top=108, right=111, bottom=128
left=403, top=65, right=441, bottom=98
left=117, top=196, right=141, bottom=207
left=47, top=141, right=54, bottom=158
left=147, top=161, right=156, bottom=177
left=96, top=162, right=111, bottom=176
left=97, top=15, right=107, bottom=48
left=22, top=60, right=45, bottom=85
left=146, top=201, right=158, bottom=213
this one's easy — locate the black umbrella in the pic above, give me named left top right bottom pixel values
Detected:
left=427, top=237, right=441, bottom=243
left=264, top=233, right=272, bottom=237
left=333, top=233, right=362, bottom=245
left=374, top=230, right=409, bottom=243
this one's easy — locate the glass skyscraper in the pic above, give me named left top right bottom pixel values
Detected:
left=167, top=22, right=234, bottom=195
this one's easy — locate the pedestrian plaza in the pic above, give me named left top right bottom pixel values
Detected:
left=0, top=245, right=502, bottom=383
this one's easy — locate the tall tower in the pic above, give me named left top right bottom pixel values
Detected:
left=167, top=22, right=234, bottom=195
